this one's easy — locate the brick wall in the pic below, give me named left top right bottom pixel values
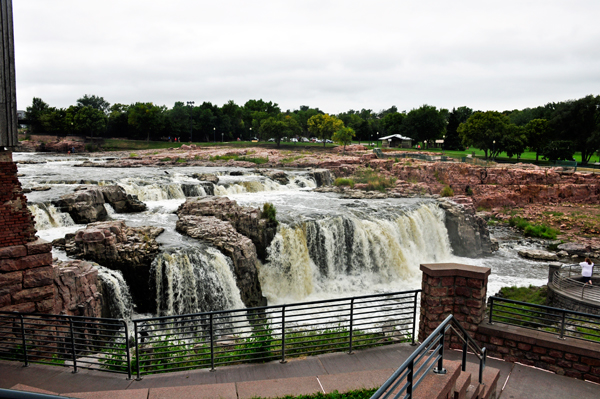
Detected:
left=419, top=263, right=490, bottom=346
left=477, top=323, right=600, bottom=383
left=0, top=161, right=37, bottom=246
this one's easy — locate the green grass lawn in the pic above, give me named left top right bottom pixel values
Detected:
left=101, top=139, right=337, bottom=152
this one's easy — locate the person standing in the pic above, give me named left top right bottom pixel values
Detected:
left=581, top=258, right=594, bottom=285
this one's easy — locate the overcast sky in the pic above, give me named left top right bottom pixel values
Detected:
left=12, top=0, right=600, bottom=114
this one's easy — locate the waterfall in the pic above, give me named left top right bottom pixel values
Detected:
left=260, top=202, right=453, bottom=303
left=214, top=176, right=316, bottom=196
left=28, top=203, right=75, bottom=230
left=96, top=265, right=134, bottom=320
left=150, top=247, right=245, bottom=316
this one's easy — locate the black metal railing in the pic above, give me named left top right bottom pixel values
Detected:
left=0, top=290, right=420, bottom=379
left=370, top=315, right=487, bottom=399
left=132, top=290, right=420, bottom=378
left=552, top=264, right=600, bottom=303
left=0, top=312, right=130, bottom=378
left=488, top=296, right=600, bottom=342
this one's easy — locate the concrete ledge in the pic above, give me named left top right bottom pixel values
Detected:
left=68, top=388, right=149, bottom=399
left=421, top=263, right=491, bottom=279
left=149, top=384, right=237, bottom=399
left=237, top=376, right=322, bottom=399
left=319, top=369, right=394, bottom=393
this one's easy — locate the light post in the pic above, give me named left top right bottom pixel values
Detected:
left=249, top=127, right=252, bottom=141
left=492, top=140, right=496, bottom=160
left=187, top=101, right=194, bottom=142
left=221, top=132, right=224, bottom=143
left=377, top=131, right=379, bottom=147
left=442, top=135, right=445, bottom=156
left=213, top=127, right=216, bottom=143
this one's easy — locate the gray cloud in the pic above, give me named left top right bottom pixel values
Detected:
left=13, top=0, right=600, bottom=113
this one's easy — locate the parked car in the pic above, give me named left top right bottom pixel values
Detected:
left=290, top=138, right=298, bottom=142
left=300, top=137, right=310, bottom=142
left=268, top=138, right=275, bottom=142
left=325, top=139, right=333, bottom=144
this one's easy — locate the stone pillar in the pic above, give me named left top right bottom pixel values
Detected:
left=548, top=262, right=562, bottom=285
left=419, top=263, right=490, bottom=347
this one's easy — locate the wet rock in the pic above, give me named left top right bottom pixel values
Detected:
left=52, top=259, right=102, bottom=317
left=518, top=249, right=559, bottom=261
left=63, top=221, right=163, bottom=313
left=438, top=199, right=494, bottom=257
left=53, top=185, right=146, bottom=223
left=557, top=243, right=591, bottom=256
left=192, top=173, right=219, bottom=185
left=310, top=169, right=333, bottom=187
left=263, top=171, right=289, bottom=185
left=176, top=214, right=266, bottom=308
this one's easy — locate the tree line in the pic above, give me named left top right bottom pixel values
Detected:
left=24, top=94, right=600, bottom=164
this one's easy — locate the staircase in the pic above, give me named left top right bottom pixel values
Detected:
left=413, top=360, right=500, bottom=399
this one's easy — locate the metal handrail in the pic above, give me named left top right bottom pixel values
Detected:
left=370, top=315, right=487, bottom=399
left=0, top=290, right=421, bottom=380
left=488, top=296, right=600, bottom=342
left=552, top=264, right=600, bottom=304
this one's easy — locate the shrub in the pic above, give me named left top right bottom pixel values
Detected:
left=508, top=217, right=559, bottom=239
left=353, top=168, right=396, bottom=192
left=334, top=178, right=355, bottom=188
left=130, top=152, right=138, bottom=158
left=261, top=202, right=278, bottom=226
left=440, top=185, right=454, bottom=197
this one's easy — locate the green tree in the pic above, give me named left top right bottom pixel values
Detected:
left=541, top=140, right=576, bottom=161
left=501, top=124, right=527, bottom=159
left=73, top=106, right=107, bottom=140
left=25, top=97, right=50, bottom=134
left=401, top=105, right=447, bottom=148
left=107, top=104, right=130, bottom=138
left=128, top=102, right=166, bottom=142
left=39, top=107, right=68, bottom=136
left=523, top=118, right=549, bottom=161
left=458, top=111, right=511, bottom=159
left=381, top=112, right=405, bottom=136
left=77, top=95, right=110, bottom=114
left=259, top=115, right=301, bottom=147
left=332, top=127, right=356, bottom=151
left=307, top=114, right=344, bottom=146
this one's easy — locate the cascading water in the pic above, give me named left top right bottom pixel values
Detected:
left=259, top=202, right=452, bottom=304
left=28, top=203, right=75, bottom=230
left=96, top=265, right=134, bottom=320
left=150, top=247, right=245, bottom=316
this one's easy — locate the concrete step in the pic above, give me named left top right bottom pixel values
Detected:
left=413, top=360, right=461, bottom=399
left=461, top=365, right=501, bottom=399
left=454, top=370, right=471, bottom=399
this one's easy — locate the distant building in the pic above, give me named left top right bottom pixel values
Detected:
left=379, top=134, right=413, bottom=148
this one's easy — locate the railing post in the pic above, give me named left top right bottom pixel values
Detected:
left=462, top=340, right=468, bottom=372
left=69, top=318, right=78, bottom=374
left=280, top=305, right=287, bottom=364
left=210, top=312, right=215, bottom=371
left=488, top=297, right=494, bottom=324
left=407, top=358, right=414, bottom=397
left=558, top=311, right=567, bottom=340
left=19, top=315, right=28, bottom=367
left=434, top=328, right=447, bottom=375
left=124, top=321, right=131, bottom=380
left=348, top=298, right=354, bottom=354
left=134, top=321, right=142, bottom=380
left=479, top=348, right=487, bottom=384
left=411, top=292, right=418, bottom=346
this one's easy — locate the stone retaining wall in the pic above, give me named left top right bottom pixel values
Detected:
left=476, top=323, right=600, bottom=383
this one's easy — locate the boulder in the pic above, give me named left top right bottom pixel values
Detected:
left=53, top=185, right=146, bottom=223
left=518, top=249, right=559, bottom=261
left=63, top=220, right=163, bottom=313
left=310, top=169, right=333, bottom=187
left=176, top=215, right=266, bottom=308
left=438, top=199, right=494, bottom=257
left=557, top=243, right=591, bottom=256
left=52, top=260, right=102, bottom=317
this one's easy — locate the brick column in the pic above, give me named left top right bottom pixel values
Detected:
left=419, top=263, right=490, bottom=347
left=0, top=151, right=55, bottom=313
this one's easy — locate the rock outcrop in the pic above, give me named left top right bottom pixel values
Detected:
left=58, top=221, right=163, bottom=313
left=517, top=249, right=559, bottom=261
left=438, top=199, right=494, bottom=257
left=176, top=197, right=270, bottom=308
left=52, top=260, right=102, bottom=317
left=177, top=197, right=278, bottom=261
left=53, top=185, right=146, bottom=224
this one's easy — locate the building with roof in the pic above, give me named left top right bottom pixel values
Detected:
left=379, top=134, right=413, bottom=148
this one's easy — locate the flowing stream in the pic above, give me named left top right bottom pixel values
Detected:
left=15, top=153, right=550, bottom=320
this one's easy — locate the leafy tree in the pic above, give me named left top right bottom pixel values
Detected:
left=292, top=106, right=322, bottom=136
left=307, top=114, right=344, bottom=146
left=458, top=111, right=511, bottom=159
left=381, top=112, right=405, bottom=136
left=77, top=95, right=110, bottom=114
left=259, top=115, right=301, bottom=147
left=501, top=124, right=527, bottom=159
left=523, top=118, right=549, bottom=161
left=541, top=140, right=576, bottom=161
left=39, top=107, right=68, bottom=136
left=128, top=102, right=166, bottom=141
left=25, top=97, right=50, bottom=134
left=107, top=104, right=130, bottom=138
left=401, top=105, right=446, bottom=148
left=332, top=127, right=356, bottom=151
left=549, top=95, right=600, bottom=165
left=243, top=99, right=281, bottom=138
left=73, top=106, right=107, bottom=140
left=168, top=102, right=193, bottom=140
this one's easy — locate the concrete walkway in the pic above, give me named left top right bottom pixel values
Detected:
left=0, top=343, right=598, bottom=398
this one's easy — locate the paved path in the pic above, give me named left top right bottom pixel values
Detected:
left=0, top=343, right=598, bottom=398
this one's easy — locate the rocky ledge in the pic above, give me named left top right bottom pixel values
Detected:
left=54, top=220, right=163, bottom=313
left=176, top=197, right=273, bottom=308
left=53, top=185, right=146, bottom=224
